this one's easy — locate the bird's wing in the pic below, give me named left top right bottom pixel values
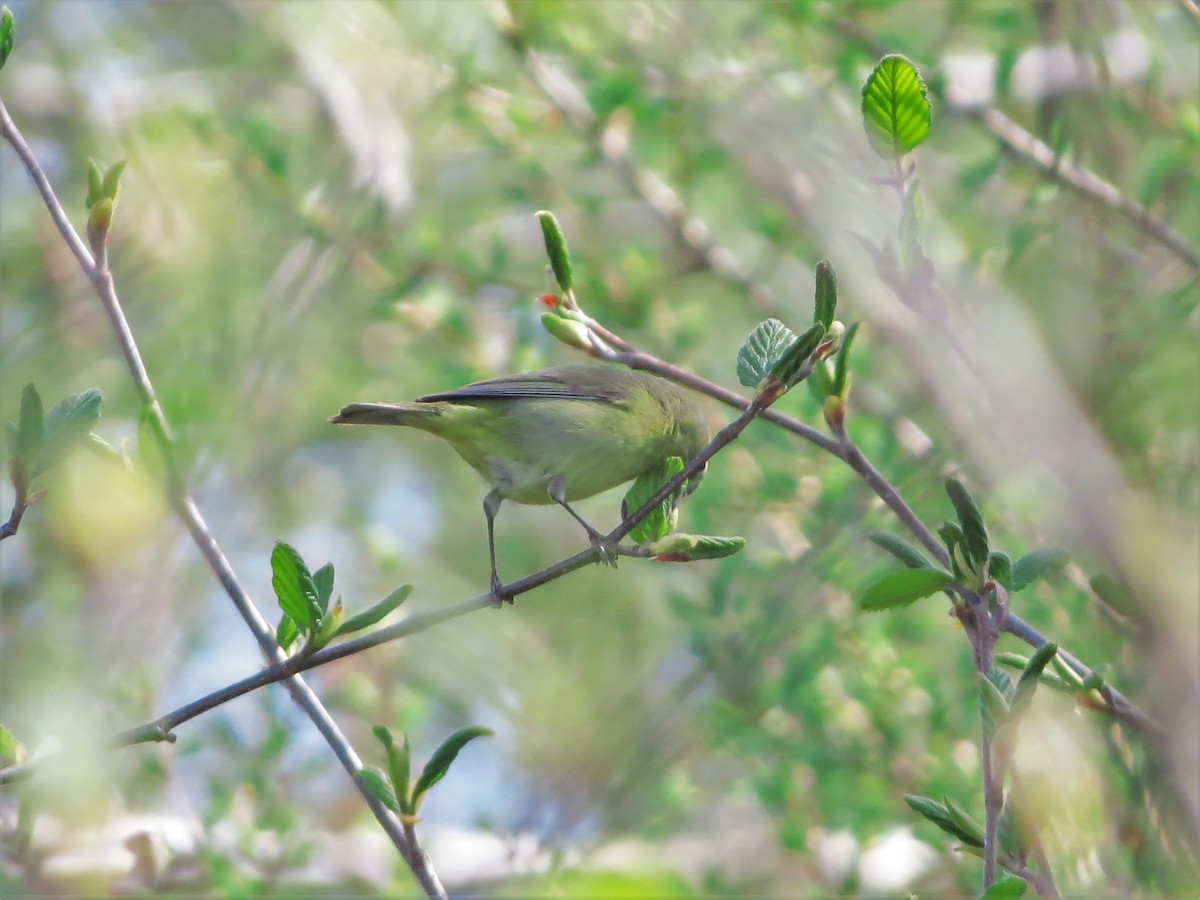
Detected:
left=416, top=368, right=622, bottom=403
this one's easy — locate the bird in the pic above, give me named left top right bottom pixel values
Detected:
left=331, top=363, right=708, bottom=603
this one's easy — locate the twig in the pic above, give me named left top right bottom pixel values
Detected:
left=0, top=468, right=30, bottom=540
left=0, top=96, right=446, bottom=900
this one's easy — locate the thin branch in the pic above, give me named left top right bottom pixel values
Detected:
left=0, top=467, right=30, bottom=540
left=0, top=96, right=445, bottom=900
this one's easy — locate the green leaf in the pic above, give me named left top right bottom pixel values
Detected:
left=1010, top=642, right=1058, bottom=719
left=980, top=873, right=1028, bottom=899
left=411, top=726, right=494, bottom=811
left=945, top=478, right=989, bottom=574
left=359, top=766, right=401, bottom=813
left=1089, top=573, right=1137, bottom=617
left=767, top=323, right=824, bottom=388
left=978, top=670, right=1010, bottom=735
left=15, top=383, right=43, bottom=465
left=622, top=456, right=685, bottom=545
left=860, top=568, right=954, bottom=611
left=646, top=532, right=746, bottom=562
left=536, top=210, right=573, bottom=292
left=0, top=724, right=24, bottom=765
left=275, top=613, right=299, bottom=652
left=997, top=651, right=1075, bottom=694
left=988, top=551, right=1012, bottom=589
left=30, top=389, right=103, bottom=478
left=0, top=7, right=15, bottom=72
left=1010, top=548, right=1068, bottom=591
left=943, top=797, right=985, bottom=848
left=813, top=259, right=837, bottom=328
left=861, top=53, right=932, bottom=158
left=996, top=797, right=1026, bottom=859
left=270, top=542, right=321, bottom=631
left=832, top=321, right=860, bottom=396
left=866, top=530, right=931, bottom=570
left=312, top=563, right=335, bottom=612
left=540, top=312, right=592, bottom=351
left=86, top=159, right=105, bottom=208
left=100, top=160, right=127, bottom=203
left=903, top=794, right=984, bottom=847
left=736, top=319, right=797, bottom=388
left=335, top=584, right=413, bottom=637
left=374, top=726, right=413, bottom=814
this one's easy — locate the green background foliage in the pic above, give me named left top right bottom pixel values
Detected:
left=1, top=1, right=1196, bottom=896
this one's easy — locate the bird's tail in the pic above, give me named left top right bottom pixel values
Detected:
left=329, top=402, right=444, bottom=428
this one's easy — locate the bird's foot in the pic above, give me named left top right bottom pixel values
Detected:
left=588, top=531, right=619, bottom=568
left=490, top=575, right=513, bottom=608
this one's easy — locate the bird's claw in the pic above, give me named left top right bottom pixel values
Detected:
left=490, top=575, right=513, bottom=608
left=589, top=533, right=619, bottom=568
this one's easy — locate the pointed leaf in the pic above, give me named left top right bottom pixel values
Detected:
left=312, top=563, right=335, bottom=611
left=540, top=312, right=592, bottom=351
left=30, top=389, right=103, bottom=478
left=411, top=726, right=494, bottom=811
left=1010, top=642, right=1058, bottom=718
left=646, top=532, right=746, bottom=562
left=943, top=797, right=985, bottom=848
left=335, top=584, right=413, bottom=637
left=945, top=479, right=989, bottom=573
left=359, top=766, right=401, bottom=813
left=100, top=160, right=127, bottom=203
left=270, top=542, right=320, bottom=630
left=866, top=530, right=932, bottom=570
left=622, top=456, right=685, bottom=545
left=0, top=7, right=13, bottom=72
left=861, top=53, right=932, bottom=158
left=904, top=794, right=984, bottom=847
left=0, top=724, right=24, bottom=765
left=832, top=321, right=860, bottom=396
left=988, top=551, right=1012, bottom=589
left=979, top=671, right=1010, bottom=736
left=86, top=159, right=105, bottom=208
left=813, top=259, right=838, bottom=328
left=860, top=568, right=954, bottom=611
left=767, top=323, right=824, bottom=388
left=1010, top=548, right=1068, bottom=591
left=736, top=319, right=798, bottom=388
left=536, top=210, right=573, bottom=292
left=15, top=383, right=43, bottom=464
left=374, top=726, right=413, bottom=814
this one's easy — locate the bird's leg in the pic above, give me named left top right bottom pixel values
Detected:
left=548, top=475, right=618, bottom=567
left=483, top=489, right=511, bottom=607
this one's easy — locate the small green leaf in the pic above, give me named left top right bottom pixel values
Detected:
left=100, top=160, right=127, bottom=203
left=1089, top=573, right=1137, bottom=617
left=30, top=389, right=103, bottom=478
left=622, top=456, right=685, bottom=545
left=335, top=584, right=413, bottom=637
left=1010, top=548, right=1068, bottom=591
left=904, top=794, right=984, bottom=847
left=997, top=651, right=1075, bottom=694
left=411, top=726, right=494, bottom=811
left=860, top=568, right=954, bottom=611
left=270, top=542, right=321, bottom=631
left=312, top=563, right=335, bottom=611
left=943, top=797, right=985, bottom=848
left=0, top=724, right=24, bottom=765
left=980, top=873, right=1028, bottom=899
left=86, top=159, right=105, bottom=208
left=767, top=323, right=824, bottom=388
left=359, top=766, right=401, bottom=813
left=945, top=478, right=989, bottom=573
left=736, top=319, right=798, bottom=388
left=276, top=613, right=299, bottom=651
left=813, top=259, right=837, bottom=328
left=646, top=532, right=746, bottom=562
left=15, top=383, right=43, bottom=464
left=1010, top=642, right=1058, bottom=718
left=536, top=210, right=573, bottom=292
left=861, top=53, right=932, bottom=158
left=866, top=530, right=932, bottom=570
left=540, top=312, right=592, bottom=351
left=831, top=321, right=860, bottom=397
left=1081, top=664, right=1109, bottom=693
left=978, top=671, right=1010, bottom=734
left=988, top=551, right=1012, bottom=589
left=937, top=520, right=965, bottom=569
left=374, top=726, right=413, bottom=814
left=0, top=7, right=15, bottom=72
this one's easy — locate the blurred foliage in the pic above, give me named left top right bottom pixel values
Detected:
left=1, top=0, right=1197, bottom=896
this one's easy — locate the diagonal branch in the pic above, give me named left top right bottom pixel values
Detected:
left=0, top=96, right=446, bottom=900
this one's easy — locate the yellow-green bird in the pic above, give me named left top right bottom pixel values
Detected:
left=331, top=363, right=708, bottom=603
